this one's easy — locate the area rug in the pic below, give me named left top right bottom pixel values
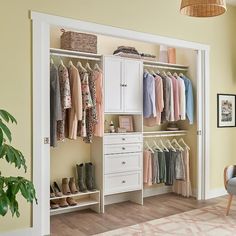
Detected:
left=95, top=200, right=236, bottom=236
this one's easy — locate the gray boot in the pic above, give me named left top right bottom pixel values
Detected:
left=76, top=164, right=87, bottom=192
left=85, top=162, right=96, bottom=191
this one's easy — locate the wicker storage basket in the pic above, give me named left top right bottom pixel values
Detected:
left=61, top=30, right=97, bottom=54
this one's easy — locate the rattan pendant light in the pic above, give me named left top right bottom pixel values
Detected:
left=180, top=0, right=227, bottom=17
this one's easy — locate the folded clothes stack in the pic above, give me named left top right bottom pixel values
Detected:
left=113, top=46, right=141, bottom=59
left=140, top=53, right=157, bottom=61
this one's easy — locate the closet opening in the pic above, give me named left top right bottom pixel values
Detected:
left=31, top=12, right=209, bottom=235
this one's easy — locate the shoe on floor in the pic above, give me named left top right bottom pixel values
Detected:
left=66, top=197, right=77, bottom=206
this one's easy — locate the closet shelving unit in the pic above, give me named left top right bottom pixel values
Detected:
left=50, top=190, right=100, bottom=215
left=50, top=48, right=102, bottom=61
left=143, top=60, right=189, bottom=71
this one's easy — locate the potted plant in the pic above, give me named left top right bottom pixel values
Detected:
left=0, top=109, right=37, bottom=217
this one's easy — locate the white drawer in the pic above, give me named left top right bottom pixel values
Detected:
left=104, top=143, right=142, bottom=154
left=104, top=171, right=142, bottom=195
left=105, top=153, right=142, bottom=174
left=104, top=134, right=142, bottom=145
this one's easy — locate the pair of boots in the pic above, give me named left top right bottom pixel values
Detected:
left=76, top=162, right=96, bottom=192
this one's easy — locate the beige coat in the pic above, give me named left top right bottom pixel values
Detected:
left=68, top=64, right=82, bottom=140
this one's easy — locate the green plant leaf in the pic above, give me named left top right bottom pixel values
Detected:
left=0, top=194, right=9, bottom=216
left=0, top=129, right=3, bottom=146
left=0, top=121, right=12, bottom=142
left=0, top=110, right=17, bottom=124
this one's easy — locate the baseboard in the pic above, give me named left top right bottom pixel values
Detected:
left=206, top=188, right=227, bottom=199
left=0, top=228, right=34, bottom=236
left=143, top=186, right=172, bottom=198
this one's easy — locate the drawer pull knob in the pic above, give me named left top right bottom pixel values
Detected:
left=122, top=180, right=126, bottom=184
left=122, top=147, right=126, bottom=150
left=122, top=138, right=126, bottom=141
left=122, top=161, right=126, bottom=165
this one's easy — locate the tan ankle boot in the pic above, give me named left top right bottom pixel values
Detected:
left=69, top=177, right=78, bottom=194
left=62, top=178, right=71, bottom=195
left=59, top=198, right=69, bottom=208
left=66, top=197, right=77, bottom=206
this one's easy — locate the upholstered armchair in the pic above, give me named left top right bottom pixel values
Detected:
left=224, top=165, right=236, bottom=215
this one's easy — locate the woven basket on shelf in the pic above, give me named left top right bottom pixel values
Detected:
left=180, top=0, right=226, bottom=17
left=61, top=30, right=97, bottom=54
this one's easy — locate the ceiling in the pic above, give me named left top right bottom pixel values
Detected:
left=227, top=0, right=236, bottom=5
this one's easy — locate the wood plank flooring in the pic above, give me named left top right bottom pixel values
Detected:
left=51, top=193, right=225, bottom=236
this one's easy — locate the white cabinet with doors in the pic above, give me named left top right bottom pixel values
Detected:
left=104, top=56, right=143, bottom=113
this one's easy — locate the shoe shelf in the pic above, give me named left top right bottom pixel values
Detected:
left=50, top=190, right=100, bottom=200
left=50, top=190, right=100, bottom=216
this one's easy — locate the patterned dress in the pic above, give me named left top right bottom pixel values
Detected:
left=57, top=64, right=72, bottom=141
left=78, top=71, right=93, bottom=138
left=83, top=70, right=98, bottom=143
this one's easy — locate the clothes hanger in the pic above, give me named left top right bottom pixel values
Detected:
left=145, top=141, right=154, bottom=153
left=68, top=60, right=73, bottom=67
left=60, top=58, right=64, bottom=66
left=178, top=138, right=190, bottom=150
left=94, top=63, right=102, bottom=72
left=144, top=68, right=149, bottom=73
left=171, top=138, right=184, bottom=151
left=77, top=61, right=87, bottom=73
left=151, top=70, right=157, bottom=76
left=152, top=140, right=163, bottom=152
left=85, top=62, right=93, bottom=72
left=167, top=71, right=172, bottom=76
left=161, top=71, right=167, bottom=77
left=165, top=139, right=176, bottom=152
left=158, top=139, right=169, bottom=152
left=179, top=73, right=184, bottom=77
left=50, top=57, right=54, bottom=64
left=173, top=72, right=178, bottom=78
left=156, top=70, right=160, bottom=75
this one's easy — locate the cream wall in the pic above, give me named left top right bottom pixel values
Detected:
left=0, top=0, right=236, bottom=233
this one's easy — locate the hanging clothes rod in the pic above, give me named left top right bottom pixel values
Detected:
left=144, top=64, right=188, bottom=71
left=50, top=48, right=102, bottom=61
left=143, top=133, right=187, bottom=138
left=50, top=52, right=101, bottom=61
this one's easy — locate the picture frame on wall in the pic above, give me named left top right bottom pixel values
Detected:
left=119, top=116, right=134, bottom=132
left=217, top=94, right=236, bottom=128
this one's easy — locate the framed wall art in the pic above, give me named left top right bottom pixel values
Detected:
left=217, top=94, right=236, bottom=128
left=119, top=116, right=134, bottom=132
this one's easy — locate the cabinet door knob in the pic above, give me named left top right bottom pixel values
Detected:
left=122, top=147, right=126, bottom=150
left=124, top=84, right=127, bottom=87
left=120, top=84, right=124, bottom=87
left=122, top=161, right=126, bottom=165
left=122, top=138, right=126, bottom=141
left=122, top=180, right=126, bottom=184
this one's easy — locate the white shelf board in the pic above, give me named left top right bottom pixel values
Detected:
left=50, top=199, right=99, bottom=214
left=50, top=190, right=100, bottom=201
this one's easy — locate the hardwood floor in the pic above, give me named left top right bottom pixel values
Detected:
left=51, top=193, right=225, bottom=236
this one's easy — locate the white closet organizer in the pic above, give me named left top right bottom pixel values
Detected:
left=49, top=47, right=195, bottom=214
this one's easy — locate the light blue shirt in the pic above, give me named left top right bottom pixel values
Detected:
left=181, top=75, right=194, bottom=124
left=143, top=72, right=156, bottom=118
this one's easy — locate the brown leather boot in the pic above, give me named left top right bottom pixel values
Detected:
left=50, top=200, right=59, bottom=209
left=69, top=177, right=79, bottom=194
left=66, top=197, right=77, bottom=206
left=53, top=182, right=63, bottom=197
left=59, top=198, right=69, bottom=208
left=62, top=178, right=71, bottom=195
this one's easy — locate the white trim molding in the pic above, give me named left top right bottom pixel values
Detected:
left=30, top=11, right=210, bottom=236
left=0, top=228, right=34, bottom=236
left=206, top=188, right=227, bottom=199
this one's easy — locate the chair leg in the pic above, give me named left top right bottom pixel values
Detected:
left=226, top=194, right=233, bottom=216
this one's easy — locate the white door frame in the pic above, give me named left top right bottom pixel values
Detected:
left=30, top=11, right=210, bottom=236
